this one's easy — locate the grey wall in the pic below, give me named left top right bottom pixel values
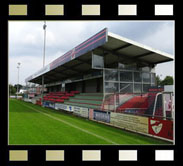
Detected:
left=76, top=82, right=82, bottom=92
left=85, top=78, right=103, bottom=93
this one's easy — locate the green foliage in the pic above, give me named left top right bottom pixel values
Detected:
left=160, top=76, right=174, bottom=86
left=9, top=84, right=16, bottom=95
left=156, top=75, right=161, bottom=86
left=9, top=84, right=24, bottom=95
left=14, top=84, right=23, bottom=90
left=156, top=75, right=174, bottom=86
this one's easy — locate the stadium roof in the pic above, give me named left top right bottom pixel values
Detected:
left=25, top=28, right=174, bottom=84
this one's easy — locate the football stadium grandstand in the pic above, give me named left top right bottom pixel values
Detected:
left=23, top=28, right=174, bottom=143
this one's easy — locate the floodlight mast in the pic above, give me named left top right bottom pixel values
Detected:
left=42, top=21, right=47, bottom=100
left=17, top=62, right=21, bottom=98
left=43, top=20, right=47, bottom=67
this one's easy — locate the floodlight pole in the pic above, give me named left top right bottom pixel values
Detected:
left=42, top=21, right=47, bottom=101
left=17, top=62, right=21, bottom=99
left=43, top=20, right=47, bottom=67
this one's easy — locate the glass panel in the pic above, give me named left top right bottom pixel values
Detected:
left=92, top=54, right=104, bottom=69
left=151, top=73, right=156, bottom=85
left=143, top=84, right=151, bottom=92
left=118, top=63, right=136, bottom=70
left=118, top=63, right=125, bottom=69
left=105, top=69, right=118, bottom=81
left=142, top=72, right=150, bottom=83
left=120, top=71, right=133, bottom=82
left=134, top=83, right=142, bottom=93
left=120, top=83, right=133, bottom=93
left=105, top=82, right=119, bottom=93
left=134, top=72, right=142, bottom=82
left=141, top=66, right=151, bottom=72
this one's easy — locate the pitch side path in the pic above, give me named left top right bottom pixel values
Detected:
left=9, top=99, right=169, bottom=145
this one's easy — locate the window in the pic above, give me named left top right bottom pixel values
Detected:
left=118, top=63, right=136, bottom=70
left=141, top=66, right=151, bottom=72
left=120, top=71, right=133, bottom=82
left=134, top=72, right=142, bottom=82
left=105, top=82, right=119, bottom=93
left=151, top=73, right=156, bottom=85
left=120, top=83, right=133, bottom=93
left=134, top=83, right=142, bottom=93
left=105, top=69, right=118, bottom=81
left=92, top=54, right=104, bottom=69
left=142, top=72, right=150, bottom=83
left=143, top=84, right=151, bottom=92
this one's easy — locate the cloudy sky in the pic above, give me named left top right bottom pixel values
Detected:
left=9, top=21, right=174, bottom=85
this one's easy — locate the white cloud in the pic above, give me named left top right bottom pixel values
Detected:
left=156, top=61, right=174, bottom=79
left=9, top=51, right=63, bottom=85
left=139, top=22, right=174, bottom=55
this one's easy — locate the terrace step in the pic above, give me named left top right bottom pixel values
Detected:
left=69, top=98, right=102, bottom=105
left=64, top=101, right=101, bottom=109
left=79, top=93, right=103, bottom=96
left=74, top=95, right=103, bottom=100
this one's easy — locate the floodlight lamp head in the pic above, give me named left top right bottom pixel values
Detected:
left=43, top=24, right=47, bottom=30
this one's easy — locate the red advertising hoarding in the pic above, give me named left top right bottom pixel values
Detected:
left=148, top=118, right=173, bottom=140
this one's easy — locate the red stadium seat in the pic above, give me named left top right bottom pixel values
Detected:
left=60, top=96, right=69, bottom=100
left=55, top=99, right=64, bottom=103
left=43, top=91, right=73, bottom=103
left=65, top=93, right=74, bottom=97
left=71, top=91, right=80, bottom=94
left=117, top=95, right=148, bottom=113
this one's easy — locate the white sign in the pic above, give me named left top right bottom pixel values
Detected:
left=55, top=103, right=74, bottom=112
left=55, top=103, right=67, bottom=110
left=73, top=106, right=89, bottom=118
left=66, top=105, right=74, bottom=112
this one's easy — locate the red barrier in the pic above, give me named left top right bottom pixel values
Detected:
left=89, top=109, right=94, bottom=120
left=148, top=118, right=173, bottom=140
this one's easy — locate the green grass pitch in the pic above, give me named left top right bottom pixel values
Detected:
left=9, top=99, right=170, bottom=145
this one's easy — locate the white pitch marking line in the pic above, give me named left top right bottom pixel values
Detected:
left=18, top=101, right=118, bottom=145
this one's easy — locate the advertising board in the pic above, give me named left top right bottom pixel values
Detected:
left=93, top=110, right=110, bottom=123
left=66, top=105, right=74, bottom=112
left=31, top=99, right=36, bottom=104
left=73, top=106, right=89, bottom=118
left=110, top=112, right=148, bottom=134
left=43, top=101, right=55, bottom=109
left=89, top=109, right=94, bottom=120
left=55, top=103, right=74, bottom=112
left=42, top=101, right=50, bottom=107
left=148, top=118, right=173, bottom=140
left=49, top=102, right=55, bottom=109
left=148, top=86, right=164, bottom=92
left=28, top=93, right=35, bottom=98
left=55, top=103, right=68, bottom=111
left=24, top=98, right=32, bottom=102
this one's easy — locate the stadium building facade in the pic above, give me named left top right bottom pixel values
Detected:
left=25, top=28, right=174, bottom=142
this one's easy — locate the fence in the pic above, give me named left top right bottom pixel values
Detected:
left=101, top=91, right=174, bottom=120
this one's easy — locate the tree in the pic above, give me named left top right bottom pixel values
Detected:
left=156, top=75, right=162, bottom=86
left=156, top=75, right=174, bottom=86
left=14, top=84, right=23, bottom=91
left=9, top=84, right=16, bottom=95
left=160, top=76, right=174, bottom=86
